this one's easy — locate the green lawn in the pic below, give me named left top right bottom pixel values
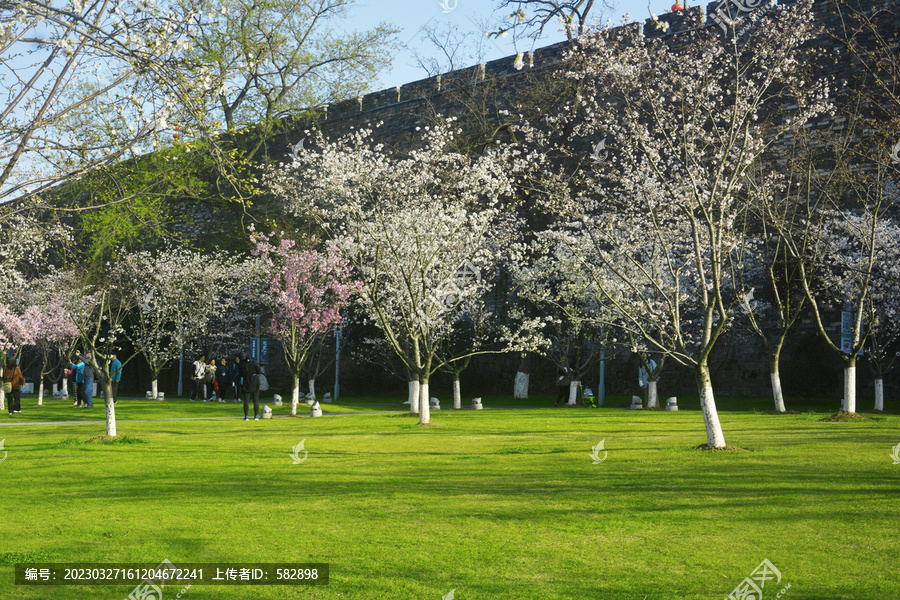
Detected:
left=1, top=397, right=898, bottom=599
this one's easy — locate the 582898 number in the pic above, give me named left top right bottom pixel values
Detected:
left=276, top=568, right=318, bottom=580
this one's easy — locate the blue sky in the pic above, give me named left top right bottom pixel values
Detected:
left=348, top=0, right=652, bottom=91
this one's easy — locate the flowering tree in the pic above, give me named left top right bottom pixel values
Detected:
left=252, top=231, right=358, bottom=415
left=789, top=207, right=900, bottom=413
left=63, top=268, right=139, bottom=437
left=116, top=246, right=233, bottom=399
left=519, top=0, right=828, bottom=446
left=0, top=0, right=210, bottom=204
left=23, top=299, right=79, bottom=405
left=509, top=236, right=613, bottom=406
left=269, top=121, right=514, bottom=423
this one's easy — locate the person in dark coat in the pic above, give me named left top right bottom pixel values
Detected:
left=240, top=353, right=261, bottom=421
left=3, top=357, right=24, bottom=414
left=215, top=358, right=230, bottom=403
left=228, top=357, right=242, bottom=402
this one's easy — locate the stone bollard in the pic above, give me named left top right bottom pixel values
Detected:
left=631, top=395, right=643, bottom=410
left=430, top=397, right=440, bottom=410
left=274, top=394, right=283, bottom=406
left=323, top=392, right=332, bottom=403
left=310, top=400, right=322, bottom=418
left=472, top=397, right=483, bottom=410
left=665, top=397, right=678, bottom=411
left=146, top=391, right=153, bottom=400
left=157, top=392, right=164, bottom=401
left=261, top=404, right=273, bottom=419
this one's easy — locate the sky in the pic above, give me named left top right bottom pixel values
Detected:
left=347, top=0, right=651, bottom=92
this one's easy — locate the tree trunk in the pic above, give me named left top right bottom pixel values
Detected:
left=419, top=379, right=431, bottom=424
left=37, top=381, right=44, bottom=406
left=514, top=354, right=532, bottom=399
left=291, top=373, right=301, bottom=416
left=696, top=364, right=726, bottom=448
left=408, top=380, right=419, bottom=414
left=843, top=361, right=857, bottom=413
left=308, top=379, right=316, bottom=400
left=61, top=378, right=69, bottom=398
left=647, top=380, right=659, bottom=409
left=151, top=379, right=158, bottom=400
left=874, top=378, right=884, bottom=412
left=453, top=377, right=461, bottom=409
left=513, top=371, right=529, bottom=399
left=770, top=358, right=786, bottom=413
left=0, top=388, right=5, bottom=411
left=104, top=380, right=117, bottom=437
left=567, top=380, right=580, bottom=406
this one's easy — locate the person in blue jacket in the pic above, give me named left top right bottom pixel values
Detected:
left=69, top=355, right=86, bottom=408
left=109, top=353, right=123, bottom=404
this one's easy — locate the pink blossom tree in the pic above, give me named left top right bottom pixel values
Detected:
left=252, top=230, right=358, bottom=415
left=23, top=300, right=79, bottom=405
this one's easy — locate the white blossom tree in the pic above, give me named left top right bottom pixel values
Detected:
left=116, top=246, right=233, bottom=399
left=519, top=0, right=829, bottom=446
left=269, top=121, right=515, bottom=423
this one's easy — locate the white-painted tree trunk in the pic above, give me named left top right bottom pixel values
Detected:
left=874, top=378, right=884, bottom=412
left=408, top=380, right=419, bottom=414
left=513, top=371, right=529, bottom=399
left=567, top=380, right=580, bottom=405
left=419, top=380, right=430, bottom=424
left=38, top=381, right=44, bottom=406
left=697, top=366, right=726, bottom=448
left=843, top=364, right=856, bottom=413
left=0, top=388, right=5, bottom=411
left=453, top=377, right=461, bottom=409
left=647, top=380, right=659, bottom=409
left=105, top=393, right=117, bottom=437
left=291, top=373, right=301, bottom=416
left=151, top=379, right=158, bottom=400
left=308, top=379, right=316, bottom=400
left=770, top=366, right=786, bottom=413
left=61, top=378, right=69, bottom=398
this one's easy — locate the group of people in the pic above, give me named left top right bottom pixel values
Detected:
left=69, top=351, right=123, bottom=409
left=191, top=354, right=262, bottom=420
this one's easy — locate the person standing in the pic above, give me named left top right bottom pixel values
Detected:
left=554, top=363, right=570, bottom=407
left=190, top=354, right=206, bottom=401
left=215, top=358, right=229, bottom=403
left=240, top=352, right=261, bottom=421
left=3, top=357, right=24, bottom=414
left=70, top=354, right=86, bottom=408
left=228, top=357, right=242, bottom=402
left=109, top=353, right=122, bottom=404
left=79, top=351, right=95, bottom=408
left=205, top=358, right=217, bottom=401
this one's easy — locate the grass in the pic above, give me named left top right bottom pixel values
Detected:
left=0, top=396, right=898, bottom=599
